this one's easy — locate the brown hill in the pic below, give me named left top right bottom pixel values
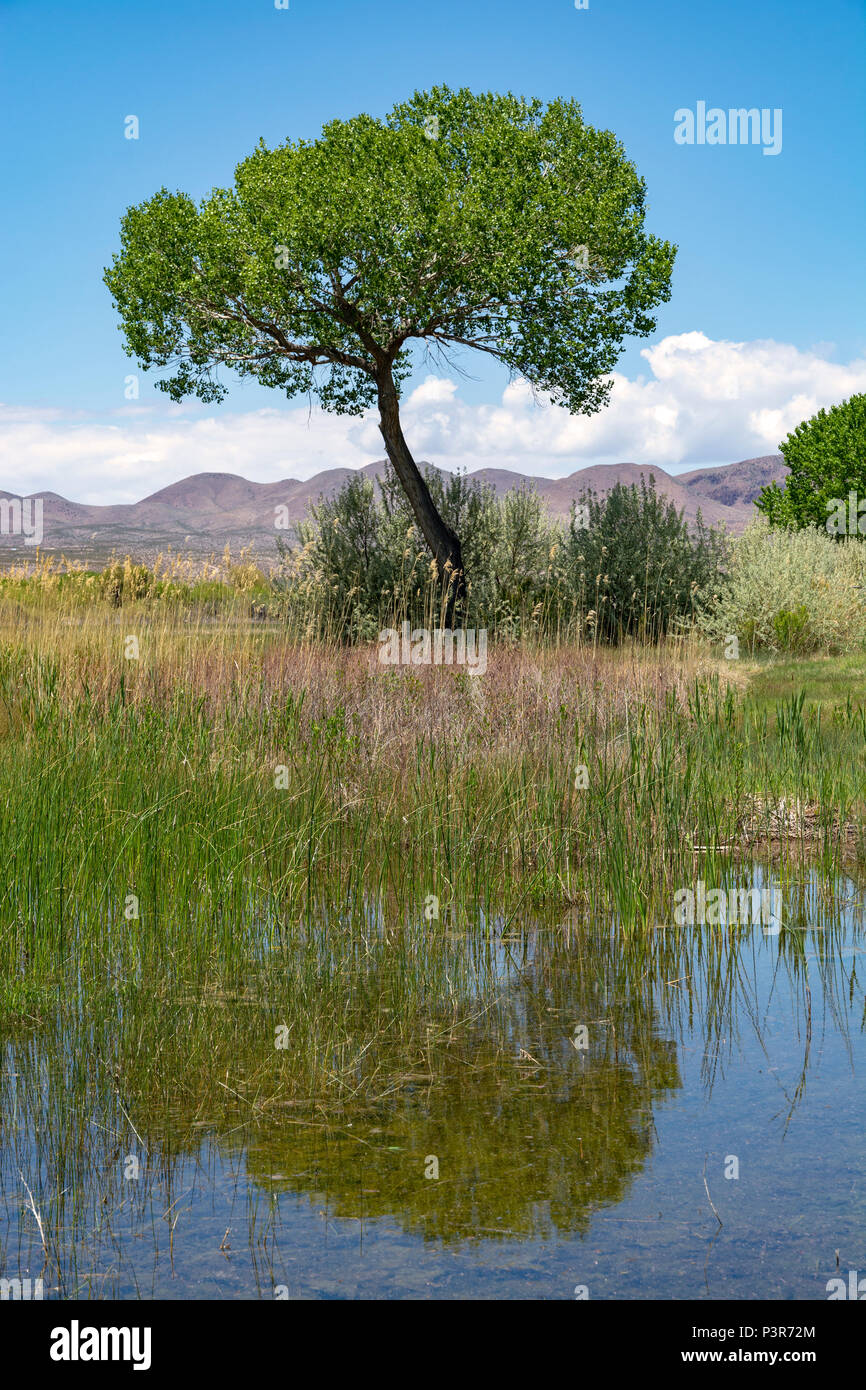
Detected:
left=0, top=455, right=786, bottom=565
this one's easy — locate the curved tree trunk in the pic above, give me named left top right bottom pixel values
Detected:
left=377, top=370, right=465, bottom=625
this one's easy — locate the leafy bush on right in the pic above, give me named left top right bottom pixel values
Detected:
left=699, top=518, right=866, bottom=654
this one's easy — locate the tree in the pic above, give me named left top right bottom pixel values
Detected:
left=104, top=85, right=676, bottom=618
left=756, top=394, right=866, bottom=534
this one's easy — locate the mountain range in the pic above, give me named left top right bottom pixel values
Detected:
left=0, top=454, right=786, bottom=565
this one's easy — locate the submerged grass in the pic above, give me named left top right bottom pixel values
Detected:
left=1, top=874, right=860, bottom=1293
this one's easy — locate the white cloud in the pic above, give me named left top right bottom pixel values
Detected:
left=405, top=377, right=459, bottom=407
left=2, top=333, right=865, bottom=504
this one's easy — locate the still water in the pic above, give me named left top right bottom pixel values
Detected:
left=1, top=869, right=864, bottom=1300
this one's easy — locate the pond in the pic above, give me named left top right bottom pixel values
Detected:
left=1, top=867, right=864, bottom=1300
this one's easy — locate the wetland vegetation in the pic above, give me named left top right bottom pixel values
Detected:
left=1, top=550, right=864, bottom=1298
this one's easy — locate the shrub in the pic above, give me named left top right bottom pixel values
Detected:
left=272, top=465, right=728, bottom=643
left=564, top=478, right=727, bottom=643
left=699, top=518, right=866, bottom=654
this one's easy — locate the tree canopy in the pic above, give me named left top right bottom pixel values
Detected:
left=756, top=394, right=866, bottom=533
left=105, top=85, right=676, bottom=604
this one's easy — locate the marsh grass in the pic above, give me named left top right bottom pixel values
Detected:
left=0, top=599, right=864, bottom=965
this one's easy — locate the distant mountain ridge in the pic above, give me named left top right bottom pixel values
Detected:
left=0, top=455, right=786, bottom=563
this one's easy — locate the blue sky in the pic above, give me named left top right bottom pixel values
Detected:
left=1, top=0, right=864, bottom=500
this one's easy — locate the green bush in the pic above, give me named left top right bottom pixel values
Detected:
left=771, top=604, right=811, bottom=654
left=699, top=518, right=866, bottom=654
left=564, top=478, right=727, bottom=643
